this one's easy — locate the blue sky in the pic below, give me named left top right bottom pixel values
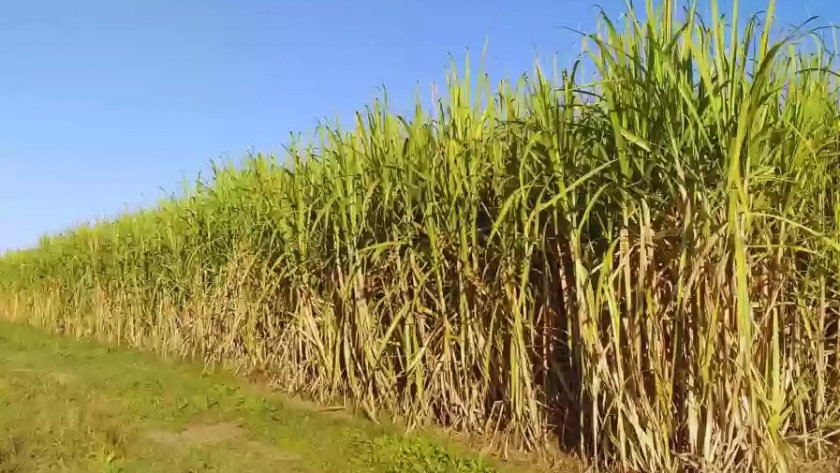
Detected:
left=0, top=0, right=834, bottom=252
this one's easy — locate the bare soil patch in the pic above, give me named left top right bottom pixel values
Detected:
left=146, top=420, right=300, bottom=462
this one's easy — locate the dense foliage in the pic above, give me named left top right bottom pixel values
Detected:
left=3, top=1, right=839, bottom=471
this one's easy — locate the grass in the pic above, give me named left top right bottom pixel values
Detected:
left=2, top=0, right=840, bottom=471
left=0, top=319, right=520, bottom=473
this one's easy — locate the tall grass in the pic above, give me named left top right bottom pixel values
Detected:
left=2, top=0, right=840, bottom=471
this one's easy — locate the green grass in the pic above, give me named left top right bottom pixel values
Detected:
left=0, top=319, right=515, bottom=473
left=3, top=0, right=840, bottom=471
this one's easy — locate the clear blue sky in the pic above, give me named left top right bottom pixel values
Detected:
left=0, top=0, right=833, bottom=252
